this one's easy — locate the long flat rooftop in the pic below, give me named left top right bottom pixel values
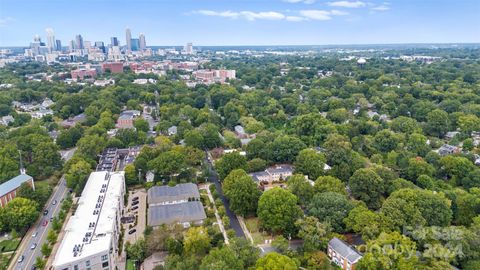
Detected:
left=53, top=171, right=125, bottom=267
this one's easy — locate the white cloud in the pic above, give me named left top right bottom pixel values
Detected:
left=0, top=17, right=14, bottom=27
left=194, top=8, right=348, bottom=22
left=283, top=0, right=316, bottom=4
left=330, top=10, right=349, bottom=15
left=240, top=11, right=286, bottom=21
left=195, top=10, right=287, bottom=21
left=327, top=1, right=366, bottom=8
left=299, top=10, right=332, bottom=20
left=286, top=16, right=307, bottom=22
left=371, top=4, right=390, bottom=11
left=196, top=10, right=240, bottom=18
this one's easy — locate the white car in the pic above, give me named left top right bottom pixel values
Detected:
left=30, top=243, right=37, bottom=250
left=32, top=231, right=37, bottom=237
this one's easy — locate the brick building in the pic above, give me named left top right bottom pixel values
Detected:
left=0, top=174, right=34, bottom=207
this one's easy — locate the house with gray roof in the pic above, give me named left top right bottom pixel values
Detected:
left=148, top=201, right=206, bottom=228
left=438, top=144, right=459, bottom=156
left=327, top=237, right=363, bottom=270
left=148, top=183, right=200, bottom=206
left=0, top=174, right=34, bottom=207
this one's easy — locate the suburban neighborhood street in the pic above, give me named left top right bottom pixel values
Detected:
left=205, top=154, right=245, bottom=238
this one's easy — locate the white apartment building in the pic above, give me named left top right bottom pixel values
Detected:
left=52, top=171, right=125, bottom=270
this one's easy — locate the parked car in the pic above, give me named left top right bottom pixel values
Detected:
left=18, top=255, right=24, bottom=263
left=30, top=243, right=37, bottom=250
left=52, top=199, right=57, bottom=205
left=132, top=196, right=139, bottom=201
left=131, top=206, right=138, bottom=211
left=42, top=220, right=48, bottom=226
left=50, top=217, right=54, bottom=222
left=128, top=229, right=136, bottom=235
left=131, top=201, right=139, bottom=206
left=43, top=209, right=49, bottom=216
left=32, top=231, right=38, bottom=237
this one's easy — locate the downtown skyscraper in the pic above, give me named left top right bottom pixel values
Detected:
left=45, top=28, right=56, bottom=52
left=139, top=33, right=146, bottom=51
left=75, top=34, right=84, bottom=50
left=125, top=28, right=132, bottom=51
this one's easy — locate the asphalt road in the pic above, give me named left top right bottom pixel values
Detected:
left=14, top=177, right=69, bottom=270
left=205, top=153, right=246, bottom=238
left=13, top=148, right=75, bottom=270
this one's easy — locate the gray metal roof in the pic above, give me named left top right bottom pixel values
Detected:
left=0, top=174, right=33, bottom=197
left=148, top=201, right=206, bottom=226
left=148, top=183, right=200, bottom=205
left=328, top=237, right=362, bottom=263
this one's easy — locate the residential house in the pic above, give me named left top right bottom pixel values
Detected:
left=0, top=115, right=14, bottom=126
left=61, top=113, right=87, bottom=128
left=438, top=144, right=460, bottom=156
left=327, top=237, right=363, bottom=270
left=167, top=126, right=177, bottom=136
left=249, top=165, right=294, bottom=188
left=445, top=131, right=460, bottom=140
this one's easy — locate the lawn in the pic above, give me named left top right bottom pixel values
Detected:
left=0, top=238, right=20, bottom=253
left=0, top=253, right=12, bottom=270
left=244, top=217, right=271, bottom=245
left=126, top=259, right=135, bottom=270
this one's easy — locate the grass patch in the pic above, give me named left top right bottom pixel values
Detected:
left=0, top=238, right=20, bottom=253
left=0, top=253, right=12, bottom=270
left=126, top=259, right=136, bottom=270
left=245, top=217, right=270, bottom=245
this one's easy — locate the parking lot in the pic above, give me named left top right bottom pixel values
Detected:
left=124, top=189, right=147, bottom=243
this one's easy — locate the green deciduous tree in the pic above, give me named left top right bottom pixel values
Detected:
left=296, top=216, right=331, bottom=252
left=215, top=152, right=248, bottom=180
left=307, top=192, right=354, bottom=232
left=294, top=149, right=327, bottom=180
left=287, top=174, right=315, bottom=205
left=314, top=176, right=346, bottom=195
left=223, top=169, right=261, bottom=216
left=183, top=226, right=211, bottom=256
left=356, top=232, right=419, bottom=270
left=255, top=252, right=299, bottom=270
left=200, top=246, right=244, bottom=270
left=0, top=197, right=39, bottom=231
left=349, top=168, right=385, bottom=209
left=257, top=187, right=303, bottom=235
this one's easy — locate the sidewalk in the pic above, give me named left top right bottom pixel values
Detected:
left=237, top=215, right=254, bottom=244
left=203, top=184, right=229, bottom=245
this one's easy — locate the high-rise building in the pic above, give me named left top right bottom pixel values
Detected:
left=110, top=37, right=119, bottom=47
left=84, top=41, right=92, bottom=50
left=45, top=28, right=56, bottom=52
left=75, top=34, right=84, bottom=50
left=139, top=33, right=146, bottom=50
left=125, top=28, right=132, bottom=51
left=184, top=42, right=193, bottom=54
left=55, top=40, right=62, bottom=51
left=130, top=38, right=140, bottom=51
left=69, top=40, right=76, bottom=52
left=95, top=41, right=105, bottom=53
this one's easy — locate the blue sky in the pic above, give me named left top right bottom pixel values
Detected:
left=0, top=0, right=479, bottom=46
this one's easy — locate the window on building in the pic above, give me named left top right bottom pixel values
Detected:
left=101, top=254, right=108, bottom=261
left=86, top=260, right=91, bottom=267
left=102, top=261, right=109, bottom=268
left=74, top=265, right=78, bottom=270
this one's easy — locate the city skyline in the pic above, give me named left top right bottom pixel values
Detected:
left=0, top=0, right=479, bottom=46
